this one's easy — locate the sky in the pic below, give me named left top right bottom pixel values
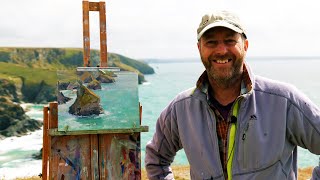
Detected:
left=0, top=0, right=320, bottom=60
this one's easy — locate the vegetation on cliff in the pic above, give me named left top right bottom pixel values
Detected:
left=0, top=47, right=154, bottom=103
left=0, top=47, right=154, bottom=138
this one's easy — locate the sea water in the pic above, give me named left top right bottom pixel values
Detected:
left=0, top=104, right=44, bottom=179
left=1, top=58, right=320, bottom=178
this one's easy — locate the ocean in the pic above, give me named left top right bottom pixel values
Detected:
left=1, top=58, right=320, bottom=178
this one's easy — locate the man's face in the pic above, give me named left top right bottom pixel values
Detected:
left=197, top=27, right=248, bottom=87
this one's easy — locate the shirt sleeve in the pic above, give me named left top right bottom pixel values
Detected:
left=145, top=103, right=182, bottom=180
left=286, top=90, right=320, bottom=154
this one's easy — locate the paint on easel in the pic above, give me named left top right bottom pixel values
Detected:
left=51, top=136, right=92, bottom=179
left=105, top=135, right=141, bottom=179
left=57, top=68, right=140, bottom=131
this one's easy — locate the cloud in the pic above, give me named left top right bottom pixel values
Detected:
left=0, top=0, right=319, bottom=59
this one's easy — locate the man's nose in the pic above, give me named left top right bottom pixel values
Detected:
left=214, top=42, right=228, bottom=55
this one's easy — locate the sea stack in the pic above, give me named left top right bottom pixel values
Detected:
left=96, top=73, right=115, bottom=83
left=69, top=84, right=103, bottom=116
left=87, top=79, right=102, bottom=90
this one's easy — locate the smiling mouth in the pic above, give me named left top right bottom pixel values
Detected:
left=213, top=59, right=232, bottom=64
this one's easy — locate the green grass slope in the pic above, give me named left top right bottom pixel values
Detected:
left=0, top=47, right=154, bottom=103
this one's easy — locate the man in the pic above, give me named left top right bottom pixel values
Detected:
left=145, top=10, right=320, bottom=180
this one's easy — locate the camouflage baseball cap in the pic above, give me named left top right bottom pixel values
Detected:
left=197, top=10, right=247, bottom=40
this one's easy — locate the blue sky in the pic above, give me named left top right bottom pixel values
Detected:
left=1, top=0, right=319, bottom=59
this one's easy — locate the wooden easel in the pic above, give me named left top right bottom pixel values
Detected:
left=42, top=103, right=147, bottom=179
left=82, top=0, right=107, bottom=67
left=42, top=1, right=148, bottom=179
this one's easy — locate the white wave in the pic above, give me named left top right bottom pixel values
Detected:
left=19, top=103, right=45, bottom=121
left=0, top=155, right=9, bottom=162
left=0, top=160, right=42, bottom=179
left=142, top=81, right=151, bottom=85
left=0, top=129, right=43, bottom=153
left=25, top=111, right=43, bottom=121
left=0, top=127, right=43, bottom=179
left=19, top=103, right=34, bottom=111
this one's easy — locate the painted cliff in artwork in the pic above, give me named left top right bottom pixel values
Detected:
left=68, top=84, right=103, bottom=116
left=57, top=68, right=140, bottom=131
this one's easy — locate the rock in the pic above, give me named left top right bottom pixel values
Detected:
left=96, top=73, right=115, bottom=83
left=57, top=81, right=70, bottom=91
left=68, top=84, right=103, bottom=116
left=57, top=91, right=72, bottom=104
left=138, top=73, right=146, bottom=84
left=99, top=70, right=117, bottom=77
left=87, top=79, right=101, bottom=90
left=32, top=148, right=42, bottom=160
left=67, top=81, right=80, bottom=90
left=0, top=96, right=42, bottom=137
left=79, top=71, right=95, bottom=83
left=0, top=79, right=19, bottom=102
left=32, top=80, right=56, bottom=104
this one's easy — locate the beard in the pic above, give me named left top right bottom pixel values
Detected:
left=201, top=53, right=244, bottom=88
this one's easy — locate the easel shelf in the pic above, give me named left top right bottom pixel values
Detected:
left=49, top=126, right=148, bottom=136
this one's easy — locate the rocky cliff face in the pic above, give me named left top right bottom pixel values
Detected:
left=0, top=48, right=154, bottom=137
left=0, top=79, right=20, bottom=102
left=96, top=73, right=115, bottom=83
left=68, top=84, right=103, bottom=116
left=0, top=79, right=42, bottom=138
left=87, top=79, right=102, bottom=90
left=0, top=48, right=155, bottom=104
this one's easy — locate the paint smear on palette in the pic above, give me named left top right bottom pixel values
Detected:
left=107, top=136, right=141, bottom=179
left=51, top=136, right=91, bottom=179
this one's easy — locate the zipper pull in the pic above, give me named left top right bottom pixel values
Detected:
left=242, top=133, right=246, bottom=140
left=242, top=122, right=250, bottom=141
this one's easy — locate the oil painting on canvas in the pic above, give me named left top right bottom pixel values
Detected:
left=57, top=67, right=139, bottom=131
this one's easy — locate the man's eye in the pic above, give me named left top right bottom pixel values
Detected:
left=225, top=39, right=237, bottom=45
left=206, top=40, right=217, bottom=46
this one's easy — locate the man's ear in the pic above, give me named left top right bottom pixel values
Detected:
left=197, top=40, right=201, bottom=51
left=244, top=39, right=249, bottom=51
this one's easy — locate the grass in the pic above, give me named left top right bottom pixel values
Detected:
left=141, top=166, right=314, bottom=180
left=0, top=62, right=58, bottom=86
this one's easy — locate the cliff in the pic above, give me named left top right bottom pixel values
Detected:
left=0, top=79, right=42, bottom=138
left=69, top=84, right=103, bottom=116
left=0, top=47, right=154, bottom=103
left=0, top=48, right=154, bottom=137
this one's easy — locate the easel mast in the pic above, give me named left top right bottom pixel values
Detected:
left=42, top=1, right=148, bottom=179
left=82, top=0, right=108, bottom=67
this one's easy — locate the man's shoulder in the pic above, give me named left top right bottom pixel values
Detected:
left=169, top=86, right=206, bottom=105
left=253, top=75, right=300, bottom=98
left=159, top=87, right=199, bottom=117
left=174, top=87, right=197, bottom=101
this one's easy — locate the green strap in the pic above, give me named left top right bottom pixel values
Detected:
left=227, top=99, right=240, bottom=180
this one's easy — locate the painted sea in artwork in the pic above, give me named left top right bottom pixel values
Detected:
left=1, top=58, right=320, bottom=178
left=57, top=69, right=140, bottom=131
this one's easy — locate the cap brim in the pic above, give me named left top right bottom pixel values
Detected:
left=197, top=21, right=243, bottom=40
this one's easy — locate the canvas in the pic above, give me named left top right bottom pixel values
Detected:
left=57, top=67, right=140, bottom=131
